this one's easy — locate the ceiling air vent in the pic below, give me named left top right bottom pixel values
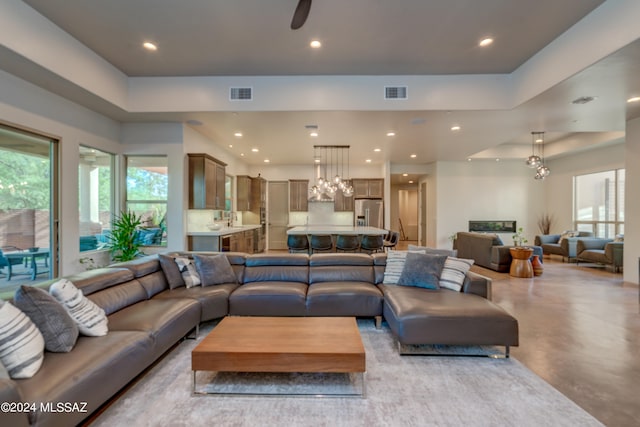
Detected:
left=385, top=86, right=408, bottom=100
left=230, top=87, right=253, bottom=101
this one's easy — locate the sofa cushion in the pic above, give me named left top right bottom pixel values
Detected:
left=193, top=254, right=237, bottom=286
left=0, top=300, right=45, bottom=378
left=306, top=282, right=383, bottom=316
left=17, top=331, right=153, bottom=427
left=13, top=285, right=79, bottom=353
left=158, top=254, right=185, bottom=289
left=174, top=257, right=201, bottom=288
left=408, top=244, right=456, bottom=256
left=381, top=285, right=519, bottom=346
left=439, top=257, right=475, bottom=292
left=229, top=282, right=308, bottom=316
left=49, top=279, right=108, bottom=337
left=398, top=252, right=447, bottom=289
left=154, top=282, right=239, bottom=321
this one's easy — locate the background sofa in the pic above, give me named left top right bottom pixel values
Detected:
left=454, top=231, right=542, bottom=272
left=576, top=238, right=624, bottom=272
left=534, top=231, right=594, bottom=262
left=1, top=251, right=518, bottom=426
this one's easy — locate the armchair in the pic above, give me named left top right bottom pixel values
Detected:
left=576, top=238, right=623, bottom=272
left=534, top=231, right=594, bottom=262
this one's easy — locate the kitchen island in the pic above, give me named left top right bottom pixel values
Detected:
left=286, top=225, right=387, bottom=236
left=187, top=225, right=263, bottom=253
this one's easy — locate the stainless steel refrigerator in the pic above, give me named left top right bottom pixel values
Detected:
left=354, top=199, right=384, bottom=228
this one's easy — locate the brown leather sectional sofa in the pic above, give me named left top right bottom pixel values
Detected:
left=1, top=252, right=518, bottom=426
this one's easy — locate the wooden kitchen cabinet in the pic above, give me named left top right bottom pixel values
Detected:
left=289, top=179, right=309, bottom=212
left=334, top=189, right=354, bottom=211
left=352, top=179, right=384, bottom=198
left=236, top=175, right=252, bottom=211
left=188, top=153, right=227, bottom=210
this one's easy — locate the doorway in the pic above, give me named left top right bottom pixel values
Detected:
left=0, top=123, right=59, bottom=291
left=420, top=182, right=427, bottom=246
left=267, top=181, right=288, bottom=250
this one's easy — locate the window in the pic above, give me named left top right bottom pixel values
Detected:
left=125, top=156, right=168, bottom=246
left=0, top=123, right=58, bottom=288
left=574, top=169, right=624, bottom=238
left=79, top=146, right=113, bottom=252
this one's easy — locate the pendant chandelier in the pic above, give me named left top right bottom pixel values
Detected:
left=309, top=145, right=353, bottom=200
left=526, top=131, right=550, bottom=180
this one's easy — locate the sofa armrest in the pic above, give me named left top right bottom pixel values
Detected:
left=0, top=378, right=29, bottom=427
left=462, top=271, right=492, bottom=300
left=535, top=234, right=560, bottom=245
left=605, top=242, right=624, bottom=267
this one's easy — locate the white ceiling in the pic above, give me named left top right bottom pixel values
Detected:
left=7, top=0, right=640, bottom=176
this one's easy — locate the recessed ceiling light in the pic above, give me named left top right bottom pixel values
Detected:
left=408, top=180, right=414, bottom=184
left=373, top=148, right=381, bottom=152
left=309, top=131, right=319, bottom=137
left=365, top=159, right=372, bottom=163
left=495, top=158, right=500, bottom=162
left=451, top=125, right=461, bottom=131
left=240, top=153, right=245, bottom=157
left=467, top=158, right=472, bottom=162
left=251, top=148, right=259, bottom=152
left=402, top=173, right=408, bottom=177
left=410, top=154, right=417, bottom=158
left=627, top=96, right=640, bottom=103
left=264, top=159, right=270, bottom=163
left=387, top=132, right=396, bottom=137
left=228, top=144, right=233, bottom=148
left=314, top=159, right=321, bottom=163
left=479, top=38, right=493, bottom=47
left=310, top=40, right=322, bottom=48
left=234, top=132, right=243, bottom=137
left=143, top=42, right=157, bottom=51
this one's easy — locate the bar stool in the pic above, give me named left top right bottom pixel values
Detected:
left=383, top=231, right=400, bottom=252
left=335, top=235, right=360, bottom=252
left=310, top=235, right=333, bottom=253
left=360, top=234, right=384, bottom=253
left=287, top=234, right=309, bottom=253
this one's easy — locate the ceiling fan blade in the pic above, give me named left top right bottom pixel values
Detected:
left=290, top=0, right=312, bottom=30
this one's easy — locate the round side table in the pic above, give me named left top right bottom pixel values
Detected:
left=509, top=247, right=534, bottom=278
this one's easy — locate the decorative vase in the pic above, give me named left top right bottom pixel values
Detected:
left=531, top=255, right=543, bottom=276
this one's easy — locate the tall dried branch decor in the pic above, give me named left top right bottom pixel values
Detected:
left=537, top=214, right=553, bottom=235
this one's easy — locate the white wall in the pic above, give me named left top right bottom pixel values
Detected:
left=434, top=160, right=545, bottom=248
left=624, top=119, right=639, bottom=284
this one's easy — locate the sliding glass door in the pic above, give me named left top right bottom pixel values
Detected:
left=0, top=124, right=58, bottom=291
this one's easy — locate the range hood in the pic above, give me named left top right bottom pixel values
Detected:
left=308, top=193, right=334, bottom=202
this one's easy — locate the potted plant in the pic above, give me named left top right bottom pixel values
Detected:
left=107, top=210, right=143, bottom=262
left=512, top=227, right=528, bottom=247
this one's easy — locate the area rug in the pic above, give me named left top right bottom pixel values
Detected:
left=93, top=321, right=603, bottom=427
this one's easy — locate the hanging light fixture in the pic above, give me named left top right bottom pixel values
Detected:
left=309, top=145, right=353, bottom=200
left=530, top=131, right=550, bottom=180
left=526, top=131, right=542, bottom=168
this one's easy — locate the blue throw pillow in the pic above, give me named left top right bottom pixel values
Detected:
left=397, top=252, right=448, bottom=289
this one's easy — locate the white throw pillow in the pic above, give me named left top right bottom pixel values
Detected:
left=439, top=257, right=475, bottom=292
left=174, top=257, right=201, bottom=288
left=49, top=279, right=108, bottom=336
left=0, top=300, right=45, bottom=378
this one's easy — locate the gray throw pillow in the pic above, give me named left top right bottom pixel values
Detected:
left=398, top=252, right=447, bottom=289
left=13, top=285, right=79, bottom=353
left=193, top=254, right=237, bottom=287
left=158, top=254, right=186, bottom=289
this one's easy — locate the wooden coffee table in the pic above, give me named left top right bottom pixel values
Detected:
left=191, top=316, right=366, bottom=396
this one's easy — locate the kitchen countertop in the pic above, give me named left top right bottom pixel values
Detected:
left=187, top=224, right=261, bottom=236
left=286, top=225, right=387, bottom=235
